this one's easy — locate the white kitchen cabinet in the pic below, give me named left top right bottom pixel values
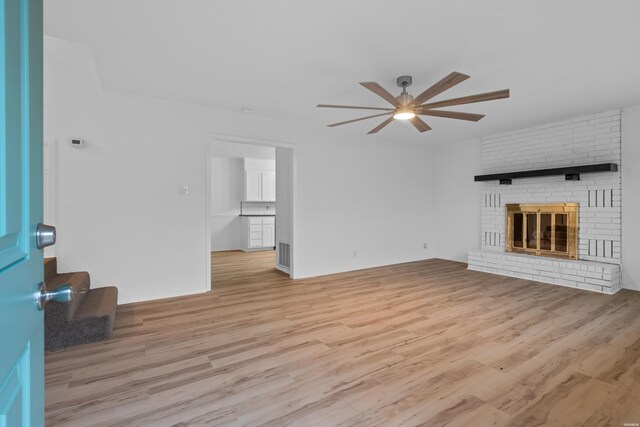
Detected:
left=241, top=216, right=276, bottom=251
left=262, top=217, right=275, bottom=247
left=245, top=170, right=262, bottom=201
left=244, top=169, right=276, bottom=202
left=261, top=171, right=276, bottom=201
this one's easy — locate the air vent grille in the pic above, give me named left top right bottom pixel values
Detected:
left=278, top=242, right=290, bottom=270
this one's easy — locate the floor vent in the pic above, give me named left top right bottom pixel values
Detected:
left=278, top=242, right=291, bottom=270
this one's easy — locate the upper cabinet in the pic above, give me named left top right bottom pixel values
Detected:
left=243, top=158, right=276, bottom=201
left=245, top=170, right=262, bottom=201
left=261, top=171, right=276, bottom=202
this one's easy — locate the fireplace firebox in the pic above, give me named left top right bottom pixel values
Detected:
left=506, top=203, right=578, bottom=260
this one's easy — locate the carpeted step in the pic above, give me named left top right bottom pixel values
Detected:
left=46, top=271, right=90, bottom=321
left=45, top=286, right=118, bottom=351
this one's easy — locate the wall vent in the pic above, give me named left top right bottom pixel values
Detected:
left=278, top=242, right=291, bottom=271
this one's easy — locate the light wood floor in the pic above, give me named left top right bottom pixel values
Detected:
left=45, top=252, right=640, bottom=426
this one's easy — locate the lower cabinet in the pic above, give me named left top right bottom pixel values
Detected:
left=262, top=223, right=275, bottom=247
left=241, top=216, right=276, bottom=251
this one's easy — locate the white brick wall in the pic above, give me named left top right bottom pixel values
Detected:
left=480, top=109, right=622, bottom=264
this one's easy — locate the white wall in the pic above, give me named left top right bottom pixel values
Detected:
left=211, top=140, right=275, bottom=160
left=431, top=139, right=481, bottom=262
left=210, top=156, right=243, bottom=251
left=45, top=36, right=435, bottom=303
left=276, top=147, right=295, bottom=274
left=292, top=136, right=435, bottom=277
left=622, top=105, right=640, bottom=291
left=275, top=147, right=293, bottom=243
left=45, top=38, right=210, bottom=304
left=244, top=158, right=275, bottom=172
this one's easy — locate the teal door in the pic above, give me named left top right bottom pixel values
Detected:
left=0, top=0, right=44, bottom=425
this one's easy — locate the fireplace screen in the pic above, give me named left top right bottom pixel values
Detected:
left=506, top=203, right=578, bottom=260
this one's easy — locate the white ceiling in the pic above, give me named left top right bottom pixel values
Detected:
left=211, top=141, right=275, bottom=160
left=44, top=0, right=640, bottom=144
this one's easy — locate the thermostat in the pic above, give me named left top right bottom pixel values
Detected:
left=70, top=138, right=87, bottom=148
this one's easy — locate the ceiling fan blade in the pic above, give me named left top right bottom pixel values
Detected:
left=419, top=89, right=510, bottom=109
left=417, top=109, right=485, bottom=122
left=367, top=116, right=395, bottom=134
left=327, top=112, right=392, bottom=127
left=359, top=82, right=401, bottom=107
left=317, top=104, right=393, bottom=112
left=411, top=72, right=470, bottom=107
left=409, top=116, right=432, bottom=133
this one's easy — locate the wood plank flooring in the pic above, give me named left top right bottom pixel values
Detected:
left=45, top=251, right=640, bottom=426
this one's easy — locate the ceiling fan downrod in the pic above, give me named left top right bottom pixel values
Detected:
left=396, top=75, right=413, bottom=106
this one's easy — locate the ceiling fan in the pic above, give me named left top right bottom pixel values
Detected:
left=317, top=72, right=510, bottom=134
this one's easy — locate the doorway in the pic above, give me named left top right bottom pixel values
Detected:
left=205, top=134, right=295, bottom=290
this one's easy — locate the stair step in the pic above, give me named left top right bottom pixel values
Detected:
left=47, top=271, right=90, bottom=321
left=44, top=257, right=57, bottom=282
left=45, top=287, right=118, bottom=351
left=73, top=287, right=118, bottom=322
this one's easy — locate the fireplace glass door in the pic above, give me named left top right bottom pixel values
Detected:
left=506, top=203, right=578, bottom=260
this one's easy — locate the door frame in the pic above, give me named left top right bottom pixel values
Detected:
left=43, top=139, right=57, bottom=258
left=204, top=132, right=297, bottom=290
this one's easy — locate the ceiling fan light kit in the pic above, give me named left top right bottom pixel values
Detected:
left=317, top=72, right=510, bottom=134
left=393, top=111, right=416, bottom=120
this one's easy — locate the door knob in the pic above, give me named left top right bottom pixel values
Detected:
left=36, top=282, right=86, bottom=311
left=36, top=223, right=56, bottom=249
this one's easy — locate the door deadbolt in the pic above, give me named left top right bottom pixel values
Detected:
left=36, top=223, right=56, bottom=249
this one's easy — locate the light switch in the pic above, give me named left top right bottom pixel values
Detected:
left=179, top=184, right=190, bottom=196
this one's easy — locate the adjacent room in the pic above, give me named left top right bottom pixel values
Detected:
left=209, top=139, right=294, bottom=287
left=1, top=1, right=640, bottom=426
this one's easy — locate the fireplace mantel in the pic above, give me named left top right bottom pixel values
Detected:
left=474, top=163, right=618, bottom=185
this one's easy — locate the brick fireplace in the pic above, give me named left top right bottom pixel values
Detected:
left=468, top=110, right=622, bottom=294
